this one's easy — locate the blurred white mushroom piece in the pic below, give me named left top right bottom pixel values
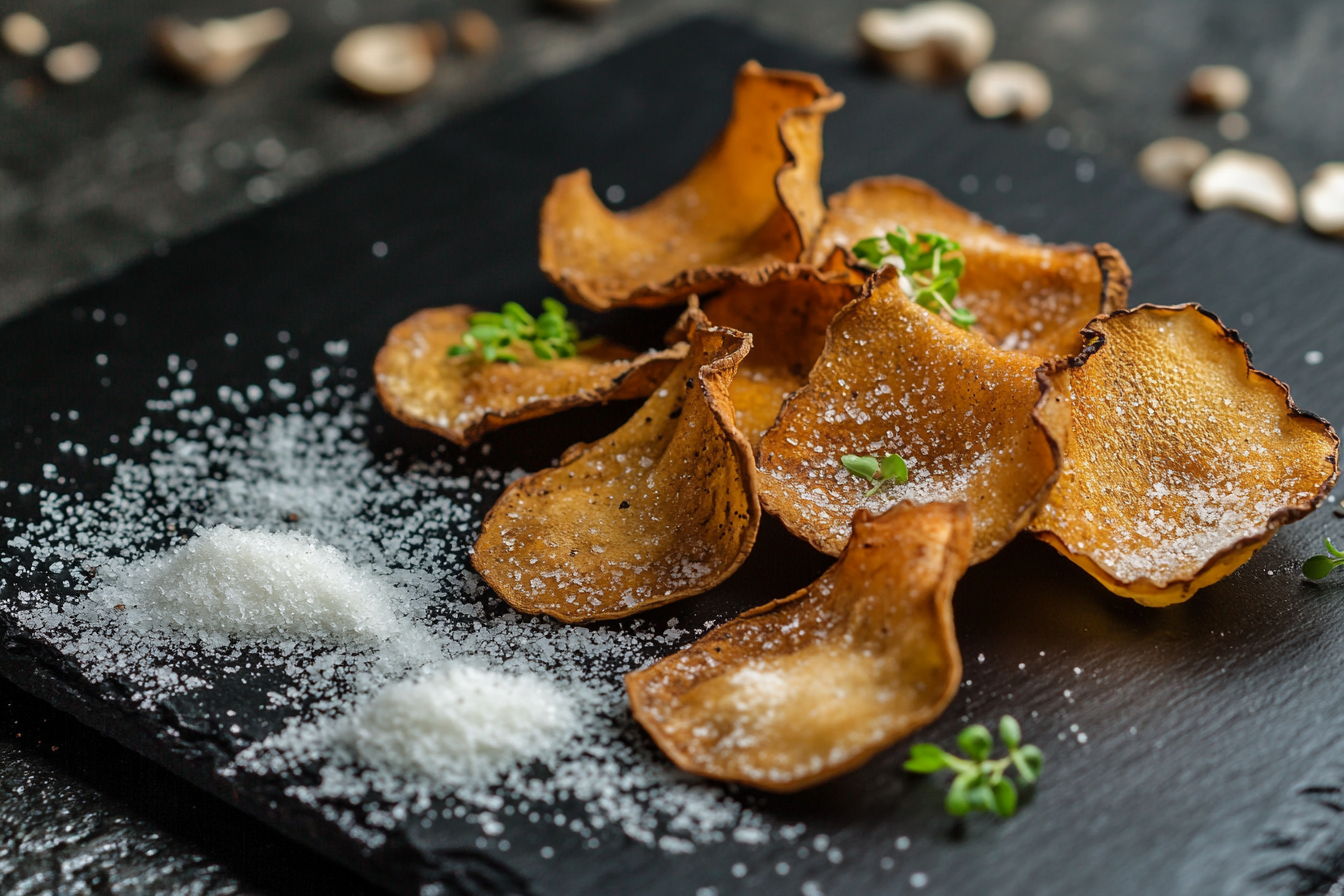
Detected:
left=1190, top=149, right=1297, bottom=224
left=3, top=12, right=49, bottom=57
left=966, top=61, right=1051, bottom=120
left=858, top=2, right=994, bottom=81
left=152, top=8, right=291, bottom=86
left=450, top=10, right=499, bottom=56
left=1186, top=65, right=1250, bottom=111
left=44, top=42, right=101, bottom=84
left=1136, top=137, right=1210, bottom=192
left=333, top=24, right=439, bottom=97
left=1301, top=163, right=1344, bottom=238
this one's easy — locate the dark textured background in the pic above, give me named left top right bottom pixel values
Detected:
left=4, top=2, right=1344, bottom=895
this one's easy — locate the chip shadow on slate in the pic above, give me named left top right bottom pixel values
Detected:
left=4, top=16, right=1344, bottom=896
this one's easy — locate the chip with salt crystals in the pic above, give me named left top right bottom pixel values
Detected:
left=809, top=175, right=1131, bottom=358
left=757, top=267, right=1068, bottom=563
left=1029, top=304, right=1339, bottom=605
left=374, top=305, right=686, bottom=447
left=539, top=61, right=845, bottom=312
left=695, top=269, right=858, bottom=449
left=626, top=500, right=970, bottom=792
left=473, top=317, right=759, bottom=622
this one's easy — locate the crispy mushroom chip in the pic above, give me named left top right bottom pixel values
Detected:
left=375, top=305, right=686, bottom=446
left=1030, top=305, right=1339, bottom=605
left=809, top=176, right=1130, bottom=358
left=697, top=271, right=858, bottom=448
left=627, top=500, right=970, bottom=792
left=539, top=61, right=845, bottom=311
left=473, top=319, right=760, bottom=622
left=758, top=267, right=1068, bottom=563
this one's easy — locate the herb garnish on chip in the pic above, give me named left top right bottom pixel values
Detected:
left=852, top=226, right=974, bottom=329
left=841, top=453, right=909, bottom=496
left=449, top=298, right=581, bottom=362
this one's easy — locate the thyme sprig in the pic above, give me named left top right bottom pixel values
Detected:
left=852, top=227, right=975, bottom=330
left=449, top=298, right=580, bottom=363
left=904, top=716, right=1043, bottom=819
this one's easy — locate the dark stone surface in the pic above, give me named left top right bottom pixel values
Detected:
left=5, top=5, right=1344, bottom=896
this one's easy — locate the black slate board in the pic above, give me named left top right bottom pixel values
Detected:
left=4, top=18, right=1344, bottom=896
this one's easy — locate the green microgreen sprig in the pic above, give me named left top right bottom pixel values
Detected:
left=448, top=298, right=581, bottom=363
left=904, top=716, right=1043, bottom=819
left=852, top=226, right=975, bottom=330
left=1303, top=537, right=1344, bottom=580
left=841, top=453, right=909, bottom=497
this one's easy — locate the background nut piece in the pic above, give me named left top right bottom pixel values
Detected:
left=152, top=8, right=291, bottom=86
left=1186, top=64, right=1251, bottom=111
left=2, top=11, right=48, bottom=57
left=966, top=60, right=1051, bottom=120
left=1301, top=163, right=1344, bottom=238
left=450, top=10, right=499, bottom=56
left=1190, top=149, right=1297, bottom=223
left=332, top=24, right=437, bottom=97
left=857, top=1, right=994, bottom=81
left=44, top=42, right=101, bottom=84
left=1136, top=137, right=1210, bottom=192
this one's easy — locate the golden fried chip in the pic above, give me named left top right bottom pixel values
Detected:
left=697, top=270, right=858, bottom=448
left=473, top=320, right=760, bottom=622
left=1030, top=304, right=1339, bottom=605
left=627, top=501, right=970, bottom=792
left=758, top=267, right=1067, bottom=562
left=539, top=61, right=845, bottom=311
left=808, top=176, right=1131, bottom=357
left=374, top=305, right=686, bottom=447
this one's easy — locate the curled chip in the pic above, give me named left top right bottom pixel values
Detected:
left=473, top=318, right=760, bottom=622
left=758, top=267, right=1067, bottom=563
left=808, top=176, right=1130, bottom=358
left=627, top=501, right=970, bottom=792
left=374, top=305, right=686, bottom=447
left=540, top=61, right=844, bottom=311
left=697, top=270, right=858, bottom=448
left=1030, top=304, right=1339, bottom=605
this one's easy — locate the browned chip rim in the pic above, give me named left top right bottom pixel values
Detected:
left=758, top=266, right=1070, bottom=562
left=539, top=62, right=846, bottom=311
left=1032, top=302, right=1340, bottom=596
left=374, top=305, right=688, bottom=447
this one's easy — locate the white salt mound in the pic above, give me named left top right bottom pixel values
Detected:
left=104, top=525, right=410, bottom=642
left=344, top=664, right=579, bottom=784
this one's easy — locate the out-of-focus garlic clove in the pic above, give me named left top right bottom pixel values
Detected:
left=3, top=11, right=49, bottom=57
left=1190, top=149, right=1297, bottom=224
left=332, top=24, right=439, bottom=97
left=966, top=60, right=1051, bottom=120
left=1186, top=65, right=1250, bottom=112
left=44, top=42, right=101, bottom=84
left=1301, top=163, right=1344, bottom=238
left=1136, top=137, right=1210, bottom=192
left=152, top=8, right=290, bottom=86
left=858, top=1, right=994, bottom=81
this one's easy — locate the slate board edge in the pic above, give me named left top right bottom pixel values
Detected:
left=0, top=604, right=529, bottom=896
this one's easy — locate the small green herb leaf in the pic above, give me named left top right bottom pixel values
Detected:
left=958, top=725, right=993, bottom=762
left=904, top=717, right=1043, bottom=820
left=1303, top=537, right=1344, bottom=579
left=880, top=454, right=909, bottom=485
left=451, top=298, right=581, bottom=363
left=842, top=454, right=880, bottom=482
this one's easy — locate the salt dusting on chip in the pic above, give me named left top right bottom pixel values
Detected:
left=95, top=525, right=420, bottom=646
left=2, top=349, right=778, bottom=853
left=340, top=664, right=578, bottom=784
